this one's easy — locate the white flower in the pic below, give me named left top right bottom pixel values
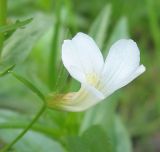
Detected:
left=47, top=32, right=145, bottom=112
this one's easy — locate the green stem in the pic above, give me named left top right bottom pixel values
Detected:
left=0, top=0, right=7, bottom=54
left=1, top=104, right=46, bottom=152
left=0, top=71, right=47, bottom=152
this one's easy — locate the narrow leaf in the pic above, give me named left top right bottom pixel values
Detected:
left=104, top=17, right=129, bottom=56
left=0, top=18, right=32, bottom=33
left=0, top=64, right=15, bottom=77
left=89, top=4, right=111, bottom=49
left=1, top=14, right=51, bottom=65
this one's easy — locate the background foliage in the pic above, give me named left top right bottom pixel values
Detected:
left=0, top=0, right=160, bottom=151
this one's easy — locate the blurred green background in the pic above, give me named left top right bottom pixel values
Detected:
left=0, top=0, right=160, bottom=151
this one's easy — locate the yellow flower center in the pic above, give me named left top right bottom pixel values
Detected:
left=86, top=73, right=99, bottom=86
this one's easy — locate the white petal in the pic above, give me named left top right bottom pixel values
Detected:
left=111, top=65, right=145, bottom=90
left=83, top=83, right=105, bottom=100
left=47, top=83, right=104, bottom=112
left=102, top=39, right=145, bottom=95
left=62, top=32, right=104, bottom=83
left=64, top=85, right=104, bottom=111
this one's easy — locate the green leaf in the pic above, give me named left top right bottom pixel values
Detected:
left=104, top=17, right=129, bottom=56
left=82, top=126, right=113, bottom=152
left=114, top=116, right=132, bottom=152
left=1, top=14, right=51, bottom=65
left=0, top=129, right=64, bottom=152
left=0, top=18, right=32, bottom=33
left=80, top=96, right=119, bottom=135
left=89, top=4, right=111, bottom=49
left=65, top=136, right=89, bottom=152
left=65, top=125, right=113, bottom=152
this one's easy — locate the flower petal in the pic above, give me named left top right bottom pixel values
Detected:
left=62, top=32, right=104, bottom=83
left=102, top=39, right=145, bottom=95
left=83, top=83, right=105, bottom=100
left=111, top=65, right=145, bottom=90
left=47, top=83, right=104, bottom=112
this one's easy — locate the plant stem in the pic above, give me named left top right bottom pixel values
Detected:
left=0, top=71, right=47, bottom=152
left=0, top=0, right=7, bottom=55
left=1, top=104, right=46, bottom=152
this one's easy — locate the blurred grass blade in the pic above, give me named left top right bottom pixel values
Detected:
left=49, top=1, right=73, bottom=90
left=114, top=116, right=132, bottom=152
left=49, top=0, right=62, bottom=90
left=0, top=0, right=7, bottom=54
left=10, top=71, right=45, bottom=102
left=0, top=18, right=32, bottom=33
left=1, top=14, right=51, bottom=65
left=146, top=0, right=160, bottom=58
left=89, top=4, right=111, bottom=50
left=104, top=17, right=129, bottom=56
left=64, top=0, right=77, bottom=33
